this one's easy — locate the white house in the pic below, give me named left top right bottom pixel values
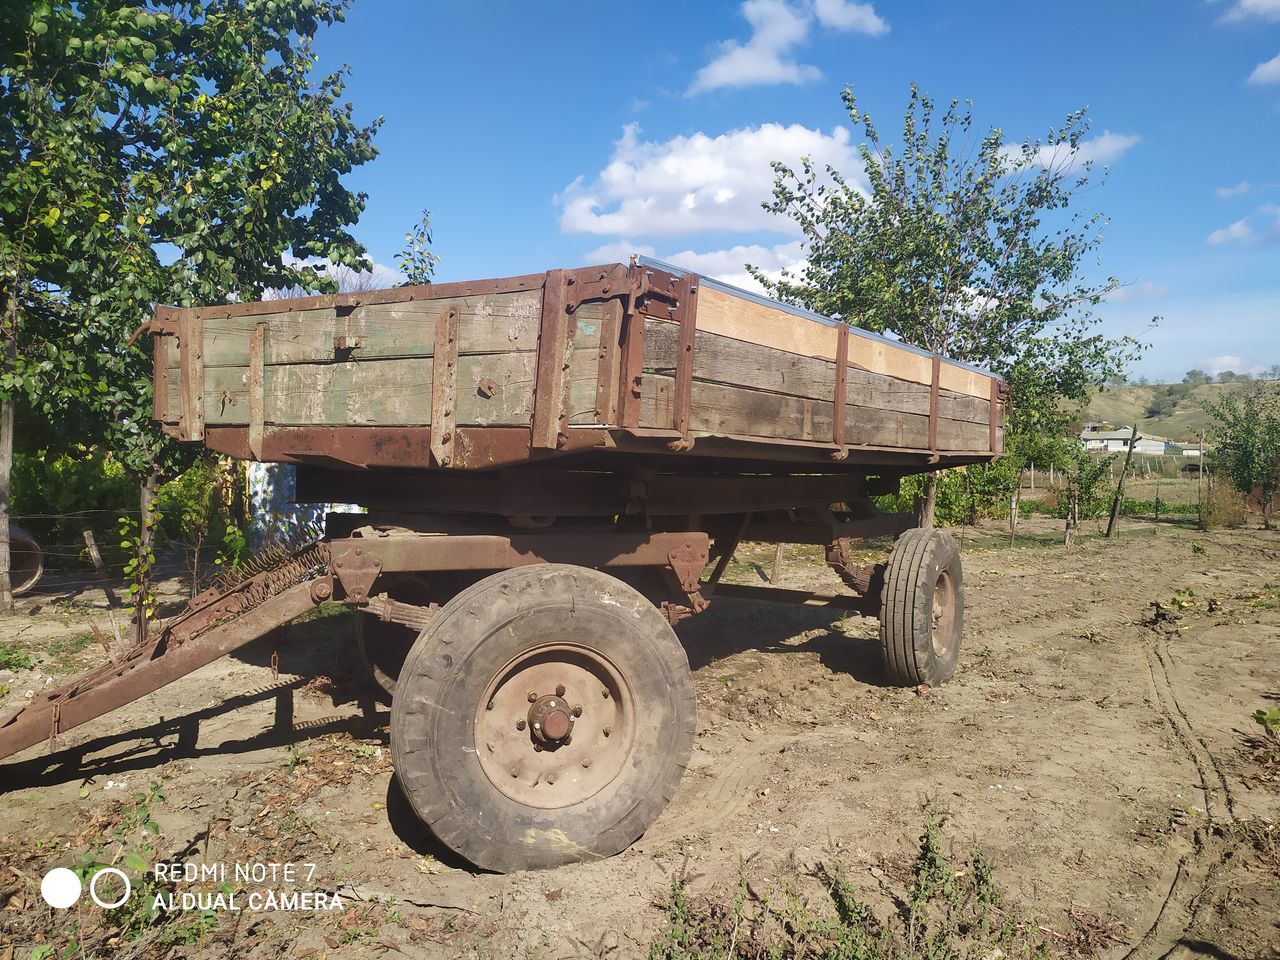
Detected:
left=1079, top=428, right=1167, bottom=455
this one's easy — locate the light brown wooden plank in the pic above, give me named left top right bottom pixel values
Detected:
left=693, top=286, right=993, bottom=399
left=643, top=320, right=991, bottom=425
left=638, top=374, right=991, bottom=451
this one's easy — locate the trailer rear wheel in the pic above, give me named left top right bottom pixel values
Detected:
left=879, top=528, right=963, bottom=687
left=390, top=564, right=695, bottom=872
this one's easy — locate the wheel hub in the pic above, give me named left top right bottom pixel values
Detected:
left=474, top=643, right=635, bottom=809
left=528, top=694, right=575, bottom=744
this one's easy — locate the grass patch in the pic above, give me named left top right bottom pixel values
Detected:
left=0, top=642, right=34, bottom=672
left=647, top=818, right=1118, bottom=959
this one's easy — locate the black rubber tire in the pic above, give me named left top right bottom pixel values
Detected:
left=879, top=528, right=964, bottom=687
left=390, top=564, right=695, bottom=873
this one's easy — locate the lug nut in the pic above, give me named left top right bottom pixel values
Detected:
left=486, top=741, right=495, bottom=753
left=510, top=768, right=518, bottom=778
left=534, top=744, right=543, bottom=752
left=603, top=726, right=612, bottom=737
left=602, top=688, right=610, bottom=699
left=555, top=684, right=566, bottom=697
left=547, top=774, right=556, bottom=785
left=582, top=759, right=592, bottom=769
left=528, top=692, right=538, bottom=703
left=516, top=719, right=527, bottom=731
left=486, top=700, right=494, bottom=711
left=572, top=705, right=582, bottom=717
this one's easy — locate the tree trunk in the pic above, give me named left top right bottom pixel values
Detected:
left=1106, top=424, right=1139, bottom=538
left=0, top=286, right=18, bottom=613
left=0, top=396, right=12, bottom=614
left=1009, top=469, right=1022, bottom=546
left=136, top=469, right=158, bottom=643
left=918, top=472, right=938, bottom=528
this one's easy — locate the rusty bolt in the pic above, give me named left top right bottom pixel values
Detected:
left=528, top=691, right=538, bottom=703
left=602, top=688, right=610, bottom=699
left=603, top=726, right=612, bottom=737
left=516, top=719, right=527, bottom=731
left=582, top=759, right=592, bottom=769
left=486, top=741, right=495, bottom=753
left=572, top=705, right=582, bottom=718
left=486, top=700, right=494, bottom=711
left=354, top=548, right=362, bottom=556
left=533, top=744, right=543, bottom=753
left=547, top=774, right=556, bottom=785
left=555, top=684, right=565, bottom=697
left=510, top=768, right=519, bottom=779
left=313, top=582, right=331, bottom=600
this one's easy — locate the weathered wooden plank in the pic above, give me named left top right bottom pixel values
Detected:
left=197, top=294, right=608, bottom=368
left=644, top=320, right=991, bottom=425
left=693, top=285, right=993, bottom=400
left=200, top=350, right=600, bottom=428
left=179, top=316, right=204, bottom=441
left=638, top=374, right=991, bottom=451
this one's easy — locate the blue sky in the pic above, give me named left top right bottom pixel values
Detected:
left=312, top=0, right=1280, bottom=382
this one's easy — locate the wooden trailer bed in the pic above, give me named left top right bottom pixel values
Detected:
left=147, top=257, right=1005, bottom=474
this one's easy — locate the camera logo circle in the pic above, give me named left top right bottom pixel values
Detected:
left=40, top=868, right=81, bottom=909
left=41, top=867, right=132, bottom=909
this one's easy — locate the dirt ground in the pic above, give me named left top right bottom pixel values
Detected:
left=1, top=514, right=1278, bottom=959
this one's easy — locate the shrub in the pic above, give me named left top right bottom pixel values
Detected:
left=1200, top=485, right=1246, bottom=530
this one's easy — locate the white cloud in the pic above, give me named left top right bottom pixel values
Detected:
left=1207, top=218, right=1255, bottom=244
left=1004, top=131, right=1140, bottom=174
left=583, top=241, right=807, bottom=296
left=1106, top=281, right=1168, bottom=304
left=558, top=122, right=860, bottom=237
left=1221, top=0, right=1280, bottom=22
left=276, top=256, right=403, bottom=294
left=1248, top=51, right=1280, bottom=84
left=1215, top=181, right=1251, bottom=198
left=1206, top=354, right=1268, bottom=376
left=812, top=0, right=889, bottom=35
left=689, top=0, right=819, bottom=94
left=689, top=0, right=887, bottom=94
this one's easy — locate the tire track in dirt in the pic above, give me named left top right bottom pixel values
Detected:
left=1121, top=629, right=1236, bottom=960
left=654, top=732, right=794, bottom=842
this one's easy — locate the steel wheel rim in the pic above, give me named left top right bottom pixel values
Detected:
left=931, top=570, right=956, bottom=659
left=474, top=642, right=636, bottom=809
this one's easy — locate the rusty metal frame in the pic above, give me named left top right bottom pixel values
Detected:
left=336, top=529, right=710, bottom=577
left=531, top=270, right=572, bottom=449
left=178, top=315, right=204, bottom=441
left=248, top=322, right=266, bottom=460
left=989, top=376, right=1000, bottom=453
left=832, top=325, right=849, bottom=461
left=152, top=332, right=169, bottom=423
left=430, top=304, right=460, bottom=467
left=668, top=275, right=698, bottom=450
left=300, top=469, right=868, bottom=519
left=928, top=355, right=941, bottom=454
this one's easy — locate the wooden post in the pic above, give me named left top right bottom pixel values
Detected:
left=82, top=529, right=121, bottom=610
left=1197, top=430, right=1205, bottom=523
left=1106, top=424, right=1139, bottom=538
left=770, top=542, right=784, bottom=583
left=0, top=395, right=11, bottom=614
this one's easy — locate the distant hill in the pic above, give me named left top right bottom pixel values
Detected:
left=1083, top=380, right=1276, bottom=441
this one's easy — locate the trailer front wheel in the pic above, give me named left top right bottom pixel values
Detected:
left=390, top=564, right=695, bottom=872
left=879, top=528, right=963, bottom=687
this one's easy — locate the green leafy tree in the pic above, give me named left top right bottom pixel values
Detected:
left=395, top=209, right=440, bottom=286
left=751, top=85, right=1146, bottom=524
left=1204, top=382, right=1280, bottom=527
left=0, top=0, right=379, bottom=609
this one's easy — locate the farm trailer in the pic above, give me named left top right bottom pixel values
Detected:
left=0, top=257, right=1006, bottom=872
